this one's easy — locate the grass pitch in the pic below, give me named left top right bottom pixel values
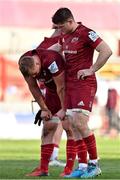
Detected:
left=0, top=136, right=120, bottom=179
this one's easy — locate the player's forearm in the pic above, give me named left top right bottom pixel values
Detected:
left=91, top=41, right=112, bottom=73
left=53, top=71, right=65, bottom=110
left=57, top=86, right=65, bottom=110
left=91, top=52, right=112, bottom=73
left=25, top=76, right=48, bottom=111
left=29, top=86, right=48, bottom=111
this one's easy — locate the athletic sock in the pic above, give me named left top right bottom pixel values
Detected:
left=50, top=144, right=59, bottom=161
left=83, top=134, right=98, bottom=160
left=40, top=144, right=54, bottom=172
left=76, top=139, right=87, bottom=165
left=65, top=139, right=76, bottom=171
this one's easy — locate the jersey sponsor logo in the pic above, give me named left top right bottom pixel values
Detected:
left=64, top=50, right=77, bottom=54
left=48, top=61, right=59, bottom=73
left=71, top=37, right=79, bottom=43
left=45, top=79, right=53, bottom=84
left=88, top=31, right=99, bottom=42
left=78, top=101, right=85, bottom=106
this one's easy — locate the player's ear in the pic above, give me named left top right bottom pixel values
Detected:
left=67, top=18, right=73, bottom=24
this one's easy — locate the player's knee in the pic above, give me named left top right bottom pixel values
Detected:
left=42, top=128, right=50, bottom=137
left=76, top=121, right=90, bottom=136
left=43, top=122, right=58, bottom=137
left=62, top=122, right=74, bottom=137
left=77, top=123, right=86, bottom=132
left=65, top=129, right=74, bottom=138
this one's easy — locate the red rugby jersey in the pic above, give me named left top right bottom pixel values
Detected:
left=60, top=23, right=102, bottom=84
left=20, top=48, right=65, bottom=92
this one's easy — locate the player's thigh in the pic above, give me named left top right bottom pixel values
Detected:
left=72, top=111, right=89, bottom=129
left=53, top=121, right=63, bottom=143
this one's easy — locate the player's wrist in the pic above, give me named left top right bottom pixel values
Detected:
left=90, top=66, right=95, bottom=73
left=40, top=105, right=49, bottom=112
left=41, top=108, right=49, bottom=112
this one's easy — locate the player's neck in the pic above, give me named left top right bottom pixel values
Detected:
left=71, top=22, right=79, bottom=33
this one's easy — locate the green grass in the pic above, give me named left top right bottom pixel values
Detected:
left=0, top=136, right=120, bottom=179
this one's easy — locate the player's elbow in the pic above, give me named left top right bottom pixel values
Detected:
left=105, top=43, right=113, bottom=58
left=102, top=45, right=113, bottom=60
left=107, top=47, right=112, bottom=58
left=109, top=49, right=113, bottom=57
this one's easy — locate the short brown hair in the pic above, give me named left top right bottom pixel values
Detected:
left=18, top=56, right=34, bottom=77
left=52, top=7, right=74, bottom=24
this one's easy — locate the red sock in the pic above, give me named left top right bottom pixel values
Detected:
left=40, top=144, right=54, bottom=172
left=84, top=134, right=97, bottom=160
left=66, top=139, right=76, bottom=171
left=76, top=139, right=87, bottom=164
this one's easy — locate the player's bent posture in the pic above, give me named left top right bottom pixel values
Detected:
left=50, top=7, right=112, bottom=178
left=18, top=48, right=66, bottom=177
left=34, top=30, right=66, bottom=168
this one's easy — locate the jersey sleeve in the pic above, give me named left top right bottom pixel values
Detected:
left=37, top=36, right=60, bottom=50
left=83, top=27, right=103, bottom=48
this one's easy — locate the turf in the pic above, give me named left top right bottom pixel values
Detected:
left=0, top=136, right=120, bottom=179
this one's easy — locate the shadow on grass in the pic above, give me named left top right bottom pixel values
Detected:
left=0, top=159, right=120, bottom=179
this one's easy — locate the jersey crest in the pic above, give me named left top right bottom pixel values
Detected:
left=71, top=37, right=79, bottom=43
left=48, top=61, right=59, bottom=73
left=88, top=31, right=99, bottom=42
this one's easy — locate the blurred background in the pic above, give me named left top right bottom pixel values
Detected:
left=0, top=0, right=120, bottom=139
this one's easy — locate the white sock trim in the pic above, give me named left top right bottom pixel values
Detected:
left=78, top=163, right=88, bottom=169
left=89, top=159, right=98, bottom=164
left=50, top=147, right=59, bottom=161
